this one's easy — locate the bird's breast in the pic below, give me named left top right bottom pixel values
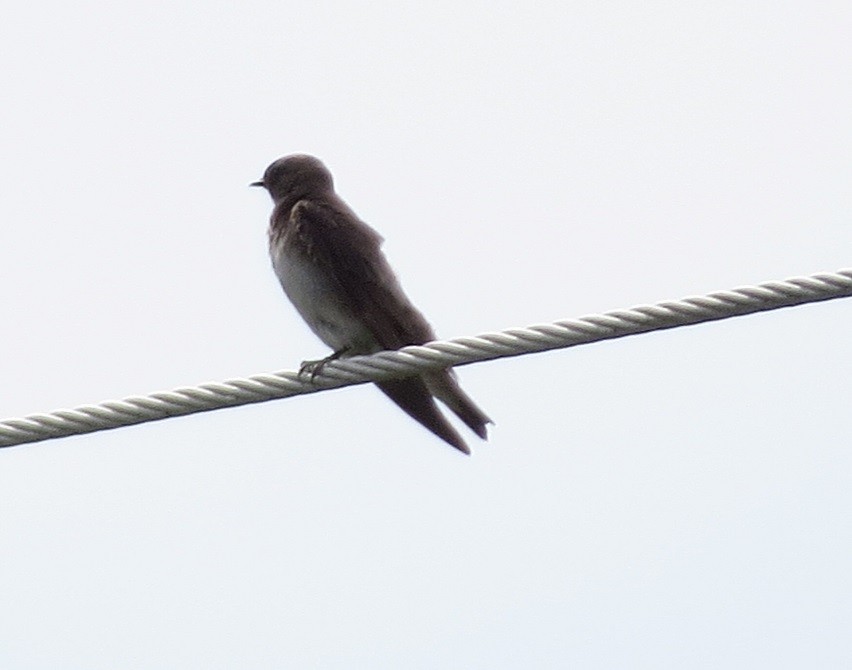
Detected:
left=270, top=236, right=377, bottom=353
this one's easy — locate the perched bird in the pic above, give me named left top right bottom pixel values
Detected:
left=252, top=154, right=491, bottom=453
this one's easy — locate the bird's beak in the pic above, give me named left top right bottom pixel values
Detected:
left=249, top=180, right=264, bottom=188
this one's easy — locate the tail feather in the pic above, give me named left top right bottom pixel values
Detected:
left=425, top=371, right=492, bottom=440
left=376, top=378, right=470, bottom=454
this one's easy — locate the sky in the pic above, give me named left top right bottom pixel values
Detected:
left=1, top=2, right=851, bottom=668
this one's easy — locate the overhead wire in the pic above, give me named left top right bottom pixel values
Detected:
left=1, top=268, right=850, bottom=449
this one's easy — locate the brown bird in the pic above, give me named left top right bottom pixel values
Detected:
left=252, top=154, right=491, bottom=453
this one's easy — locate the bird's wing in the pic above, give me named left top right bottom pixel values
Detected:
left=291, top=199, right=435, bottom=350
left=291, top=199, right=474, bottom=454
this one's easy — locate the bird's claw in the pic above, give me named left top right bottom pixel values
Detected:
left=298, top=348, right=349, bottom=382
left=298, top=358, right=327, bottom=381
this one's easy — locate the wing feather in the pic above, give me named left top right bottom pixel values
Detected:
left=290, top=200, right=435, bottom=350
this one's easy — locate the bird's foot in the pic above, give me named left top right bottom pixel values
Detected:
left=298, top=348, right=349, bottom=381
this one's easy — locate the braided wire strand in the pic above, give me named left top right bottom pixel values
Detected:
left=1, top=268, right=850, bottom=449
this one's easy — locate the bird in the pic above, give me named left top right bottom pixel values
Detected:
left=251, top=154, right=491, bottom=454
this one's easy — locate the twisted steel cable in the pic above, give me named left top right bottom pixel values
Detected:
left=1, top=268, right=850, bottom=449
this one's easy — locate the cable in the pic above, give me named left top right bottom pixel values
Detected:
left=1, top=268, right=850, bottom=449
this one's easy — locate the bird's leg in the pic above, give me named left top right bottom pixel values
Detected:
left=299, top=347, right=350, bottom=381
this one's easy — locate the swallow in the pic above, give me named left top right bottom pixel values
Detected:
left=252, top=154, right=491, bottom=453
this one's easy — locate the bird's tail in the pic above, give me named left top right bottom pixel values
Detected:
left=376, top=378, right=471, bottom=454
left=424, top=370, right=492, bottom=440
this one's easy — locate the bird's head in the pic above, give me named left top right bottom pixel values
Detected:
left=251, top=154, right=334, bottom=204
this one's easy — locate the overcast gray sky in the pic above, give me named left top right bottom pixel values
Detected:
left=2, top=2, right=851, bottom=668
